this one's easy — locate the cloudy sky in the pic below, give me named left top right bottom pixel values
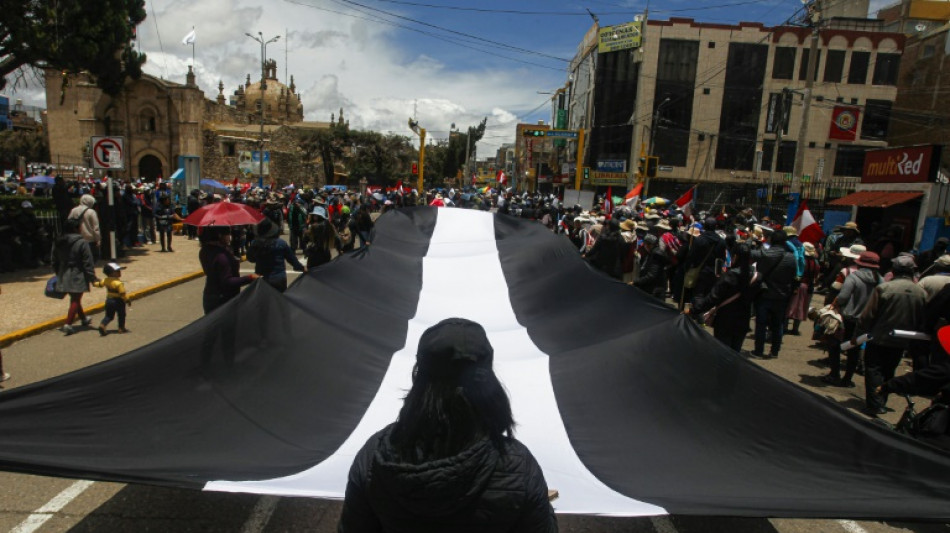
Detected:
left=12, top=0, right=886, bottom=156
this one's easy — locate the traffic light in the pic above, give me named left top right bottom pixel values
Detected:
left=522, top=129, right=547, bottom=137
left=646, top=156, right=659, bottom=178
left=637, top=157, right=646, bottom=178
left=411, top=162, right=418, bottom=175
left=583, top=167, right=590, bottom=181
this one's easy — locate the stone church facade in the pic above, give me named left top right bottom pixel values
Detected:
left=44, top=61, right=331, bottom=186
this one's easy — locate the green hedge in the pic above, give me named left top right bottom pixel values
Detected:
left=0, top=195, right=59, bottom=212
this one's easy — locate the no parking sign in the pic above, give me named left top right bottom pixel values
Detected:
left=91, top=136, right=125, bottom=169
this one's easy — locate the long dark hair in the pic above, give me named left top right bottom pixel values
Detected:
left=390, top=319, right=515, bottom=462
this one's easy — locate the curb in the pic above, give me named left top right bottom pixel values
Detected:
left=0, top=271, right=205, bottom=348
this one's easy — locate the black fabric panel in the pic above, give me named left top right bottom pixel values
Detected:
left=495, top=213, right=950, bottom=519
left=0, top=207, right=436, bottom=489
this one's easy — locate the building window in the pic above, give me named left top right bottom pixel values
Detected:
left=798, top=49, right=821, bottom=81
left=823, top=50, right=845, bottom=82
left=708, top=41, right=716, bottom=48
left=761, top=140, right=796, bottom=173
left=833, top=145, right=868, bottom=177
left=861, top=99, right=892, bottom=140
left=772, top=47, right=796, bottom=80
left=223, top=142, right=236, bottom=156
left=848, top=51, right=870, bottom=84
left=703, top=87, right=710, bottom=95
left=140, top=112, right=157, bottom=132
left=256, top=100, right=262, bottom=112
left=872, top=53, right=900, bottom=85
left=716, top=43, right=769, bottom=171
left=922, top=45, right=935, bottom=59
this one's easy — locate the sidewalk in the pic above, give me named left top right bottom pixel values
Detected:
left=0, top=236, right=205, bottom=343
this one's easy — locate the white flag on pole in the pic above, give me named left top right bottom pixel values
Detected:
left=182, top=29, right=196, bottom=45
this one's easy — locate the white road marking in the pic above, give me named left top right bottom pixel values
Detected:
left=650, top=515, right=680, bottom=533
left=240, top=496, right=280, bottom=533
left=838, top=520, right=870, bottom=533
left=12, top=480, right=94, bottom=533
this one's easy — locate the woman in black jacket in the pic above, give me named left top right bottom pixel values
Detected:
left=339, top=318, right=557, bottom=533
left=690, top=243, right=754, bottom=352
left=52, top=217, right=98, bottom=335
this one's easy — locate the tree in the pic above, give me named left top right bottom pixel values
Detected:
left=298, top=124, right=342, bottom=186
left=0, top=129, right=49, bottom=170
left=445, top=118, right=487, bottom=184
left=0, top=0, right=147, bottom=95
left=347, top=131, right=415, bottom=186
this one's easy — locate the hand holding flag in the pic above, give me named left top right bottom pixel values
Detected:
left=791, top=201, right=825, bottom=245
left=674, top=186, right=696, bottom=221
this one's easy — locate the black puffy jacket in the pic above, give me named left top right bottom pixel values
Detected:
left=338, top=424, right=557, bottom=533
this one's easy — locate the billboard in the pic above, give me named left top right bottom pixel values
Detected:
left=238, top=151, right=270, bottom=176
left=862, top=145, right=942, bottom=184
left=598, top=22, right=642, bottom=53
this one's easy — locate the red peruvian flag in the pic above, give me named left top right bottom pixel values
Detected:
left=791, top=201, right=825, bottom=245
left=624, top=182, right=643, bottom=206
left=604, top=186, right=613, bottom=215
left=829, top=106, right=860, bottom=142
left=232, top=176, right=239, bottom=187
left=674, top=186, right=696, bottom=221
left=497, top=170, right=507, bottom=185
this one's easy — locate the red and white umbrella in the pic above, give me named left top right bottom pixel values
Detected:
left=183, top=202, right=264, bottom=227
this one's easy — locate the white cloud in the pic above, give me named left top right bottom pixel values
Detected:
left=6, top=0, right=561, bottom=156
left=139, top=0, right=560, bottom=155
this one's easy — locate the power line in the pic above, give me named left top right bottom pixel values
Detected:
left=333, top=0, right=571, bottom=62
left=147, top=0, right=169, bottom=79
left=284, top=0, right=565, bottom=70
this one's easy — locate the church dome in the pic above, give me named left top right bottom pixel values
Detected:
left=242, top=59, right=302, bottom=122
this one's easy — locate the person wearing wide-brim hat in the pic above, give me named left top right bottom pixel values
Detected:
left=303, top=205, right=339, bottom=271
left=245, top=217, right=304, bottom=293
left=822, top=250, right=882, bottom=387
left=855, top=254, right=926, bottom=415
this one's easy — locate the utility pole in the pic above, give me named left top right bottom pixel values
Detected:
left=463, top=128, right=472, bottom=189
left=792, top=2, right=821, bottom=194
left=768, top=88, right=790, bottom=212
left=246, top=32, right=280, bottom=189
left=626, top=5, right=649, bottom=191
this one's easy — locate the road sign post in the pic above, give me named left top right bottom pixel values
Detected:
left=91, top=136, right=125, bottom=170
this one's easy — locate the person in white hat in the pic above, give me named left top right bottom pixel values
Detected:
left=303, top=206, right=339, bottom=270
left=918, top=254, right=950, bottom=301
left=92, top=262, right=131, bottom=335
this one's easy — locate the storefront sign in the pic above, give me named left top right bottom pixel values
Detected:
left=597, top=160, right=626, bottom=172
left=862, top=145, right=942, bottom=184
left=590, top=171, right=627, bottom=186
left=598, top=22, right=642, bottom=53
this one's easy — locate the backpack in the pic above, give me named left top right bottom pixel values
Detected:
left=787, top=241, right=806, bottom=278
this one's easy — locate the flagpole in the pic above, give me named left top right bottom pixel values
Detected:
left=191, top=26, right=195, bottom=68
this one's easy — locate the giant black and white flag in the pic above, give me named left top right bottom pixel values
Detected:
left=0, top=207, right=949, bottom=519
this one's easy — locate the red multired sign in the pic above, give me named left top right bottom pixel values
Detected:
left=862, top=145, right=942, bottom=184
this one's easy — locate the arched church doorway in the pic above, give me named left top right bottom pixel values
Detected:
left=138, top=155, right=164, bottom=181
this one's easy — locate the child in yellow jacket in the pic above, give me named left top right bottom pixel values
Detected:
left=93, top=262, right=131, bottom=335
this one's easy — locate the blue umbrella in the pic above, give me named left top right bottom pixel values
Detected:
left=25, top=176, right=55, bottom=188
left=200, top=179, right=229, bottom=193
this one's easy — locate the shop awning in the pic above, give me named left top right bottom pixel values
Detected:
left=828, top=191, right=923, bottom=208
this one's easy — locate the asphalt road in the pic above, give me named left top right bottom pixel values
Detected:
left=0, top=276, right=948, bottom=533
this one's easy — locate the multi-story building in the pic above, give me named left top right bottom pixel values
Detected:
left=565, top=10, right=904, bottom=199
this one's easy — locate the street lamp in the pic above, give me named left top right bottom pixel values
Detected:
left=409, top=118, right=426, bottom=193
left=246, top=31, right=280, bottom=189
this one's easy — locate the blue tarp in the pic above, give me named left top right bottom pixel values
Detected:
left=169, top=168, right=185, bottom=181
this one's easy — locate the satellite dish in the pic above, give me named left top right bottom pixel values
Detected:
left=916, top=23, right=927, bottom=32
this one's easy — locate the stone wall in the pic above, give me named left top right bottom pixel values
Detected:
left=200, top=126, right=317, bottom=187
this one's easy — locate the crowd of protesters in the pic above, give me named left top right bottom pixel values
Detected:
left=422, top=186, right=946, bottom=421
left=5, top=175, right=949, bottom=420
